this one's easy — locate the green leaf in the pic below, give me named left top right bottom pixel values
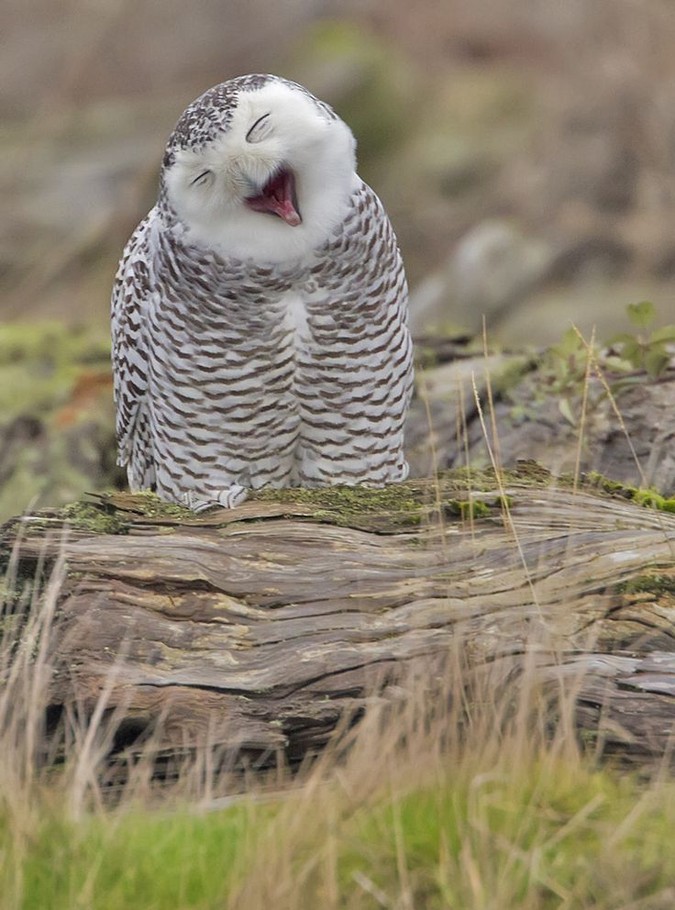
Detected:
left=607, top=332, right=640, bottom=346
left=649, top=325, right=675, bottom=344
left=627, top=300, right=655, bottom=329
left=603, top=354, right=635, bottom=373
left=617, top=339, right=642, bottom=366
left=558, top=397, right=576, bottom=426
left=644, top=348, right=670, bottom=378
left=553, top=328, right=584, bottom=357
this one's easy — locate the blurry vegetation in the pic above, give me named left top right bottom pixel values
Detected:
left=507, top=302, right=675, bottom=430
left=0, top=322, right=110, bottom=421
left=0, top=322, right=118, bottom=519
left=287, top=20, right=418, bottom=166
left=0, top=301, right=672, bottom=522
left=608, top=300, right=675, bottom=379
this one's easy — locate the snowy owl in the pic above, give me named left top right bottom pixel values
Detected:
left=111, top=74, right=413, bottom=511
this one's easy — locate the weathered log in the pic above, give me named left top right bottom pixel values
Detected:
left=2, top=466, right=675, bottom=768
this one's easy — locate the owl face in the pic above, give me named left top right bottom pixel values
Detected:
left=162, top=79, right=358, bottom=263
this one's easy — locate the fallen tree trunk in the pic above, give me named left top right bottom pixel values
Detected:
left=2, top=466, right=675, bottom=768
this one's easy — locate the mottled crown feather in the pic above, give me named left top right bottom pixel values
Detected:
left=163, top=74, right=338, bottom=168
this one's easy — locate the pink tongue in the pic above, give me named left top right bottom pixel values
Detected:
left=246, top=168, right=302, bottom=226
left=269, top=195, right=302, bottom=227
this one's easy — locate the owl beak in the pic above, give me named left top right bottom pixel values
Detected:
left=245, top=167, right=302, bottom=226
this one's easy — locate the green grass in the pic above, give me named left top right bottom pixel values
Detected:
left=334, top=764, right=675, bottom=909
left=229, top=755, right=675, bottom=910
left=1, top=803, right=260, bottom=910
left=1, top=752, right=674, bottom=910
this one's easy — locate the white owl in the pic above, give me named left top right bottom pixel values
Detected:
left=112, top=74, right=413, bottom=511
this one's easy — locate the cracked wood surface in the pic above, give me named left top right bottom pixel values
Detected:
left=5, top=475, right=675, bottom=766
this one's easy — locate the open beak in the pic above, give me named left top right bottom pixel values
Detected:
left=245, top=167, right=302, bottom=226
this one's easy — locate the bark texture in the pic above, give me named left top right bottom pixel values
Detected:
left=3, top=467, right=674, bottom=768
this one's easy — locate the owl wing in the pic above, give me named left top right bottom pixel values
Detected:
left=110, top=212, right=156, bottom=490
left=297, top=180, right=414, bottom=485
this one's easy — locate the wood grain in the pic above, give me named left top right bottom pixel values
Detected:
left=4, top=472, right=675, bottom=766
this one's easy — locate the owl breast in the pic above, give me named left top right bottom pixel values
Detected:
left=144, top=245, right=410, bottom=506
left=146, top=274, right=303, bottom=503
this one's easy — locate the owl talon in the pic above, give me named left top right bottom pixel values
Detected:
left=180, top=484, right=248, bottom=513
left=215, top=484, right=249, bottom=508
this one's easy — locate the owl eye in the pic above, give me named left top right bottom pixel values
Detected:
left=246, top=113, right=272, bottom=143
left=190, top=169, right=212, bottom=187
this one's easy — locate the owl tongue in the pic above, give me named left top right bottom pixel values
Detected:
left=246, top=167, right=302, bottom=226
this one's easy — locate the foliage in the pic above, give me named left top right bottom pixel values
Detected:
left=0, top=321, right=118, bottom=522
left=608, top=301, right=675, bottom=379
left=513, top=302, right=675, bottom=429
left=2, top=807, right=258, bottom=910
left=582, top=470, right=675, bottom=513
left=326, top=763, right=675, bottom=910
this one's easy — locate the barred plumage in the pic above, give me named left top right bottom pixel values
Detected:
left=112, top=74, right=413, bottom=511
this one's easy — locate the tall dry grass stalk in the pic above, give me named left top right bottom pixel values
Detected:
left=0, top=537, right=64, bottom=818
left=0, top=532, right=222, bottom=814
left=226, top=634, right=590, bottom=909
left=0, top=534, right=66, bottom=906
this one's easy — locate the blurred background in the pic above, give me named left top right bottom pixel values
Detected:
left=1, top=0, right=675, bottom=517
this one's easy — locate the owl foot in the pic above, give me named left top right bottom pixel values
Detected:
left=181, top=484, right=249, bottom=513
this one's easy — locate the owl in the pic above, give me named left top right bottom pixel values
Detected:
left=112, top=74, right=413, bottom=511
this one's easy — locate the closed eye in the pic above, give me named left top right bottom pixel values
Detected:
left=190, top=169, right=212, bottom=186
left=246, top=113, right=272, bottom=143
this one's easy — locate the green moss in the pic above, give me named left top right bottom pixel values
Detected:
left=0, top=321, right=110, bottom=421
left=60, top=492, right=195, bottom=534
left=251, top=472, right=521, bottom=531
left=444, top=499, right=491, bottom=520
left=252, top=483, right=425, bottom=529
left=21, top=462, right=668, bottom=542
left=619, top=573, right=675, bottom=596
left=438, top=465, right=500, bottom=489
left=583, top=471, right=629, bottom=496
left=60, top=500, right=131, bottom=535
left=633, top=489, right=675, bottom=512
left=582, top=471, right=675, bottom=513
left=102, top=490, right=195, bottom=521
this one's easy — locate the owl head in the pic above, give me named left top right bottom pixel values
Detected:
left=161, top=75, right=358, bottom=262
